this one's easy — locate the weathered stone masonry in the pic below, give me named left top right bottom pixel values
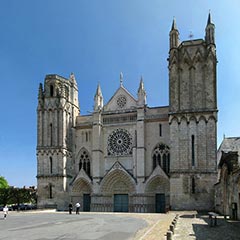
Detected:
left=37, top=14, right=217, bottom=212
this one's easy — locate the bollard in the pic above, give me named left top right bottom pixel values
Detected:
left=172, top=219, right=177, bottom=227
left=167, top=231, right=173, bottom=240
left=170, top=224, right=174, bottom=234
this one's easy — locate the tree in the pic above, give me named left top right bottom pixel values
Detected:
left=0, top=176, right=9, bottom=189
left=0, top=176, right=10, bottom=205
left=0, top=188, right=11, bottom=205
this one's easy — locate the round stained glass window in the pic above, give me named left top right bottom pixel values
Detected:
left=108, top=129, right=132, bottom=156
left=117, top=95, right=127, bottom=108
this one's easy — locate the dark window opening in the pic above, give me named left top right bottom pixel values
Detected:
left=50, top=157, right=53, bottom=174
left=50, top=85, right=54, bottom=97
left=79, top=161, right=82, bottom=171
left=50, top=123, right=53, bottom=146
left=167, top=154, right=170, bottom=173
left=153, top=155, right=157, bottom=169
left=49, top=184, right=53, bottom=199
left=159, top=124, right=162, bottom=136
left=152, top=144, right=170, bottom=174
left=79, top=149, right=91, bottom=177
left=157, top=154, right=161, bottom=166
left=191, top=135, right=195, bottom=166
left=191, top=177, right=195, bottom=194
left=163, top=154, right=167, bottom=173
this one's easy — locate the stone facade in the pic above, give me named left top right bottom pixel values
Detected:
left=168, top=14, right=217, bottom=210
left=37, top=15, right=217, bottom=212
left=215, top=137, right=240, bottom=219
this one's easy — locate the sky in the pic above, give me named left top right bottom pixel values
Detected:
left=0, top=0, right=239, bottom=187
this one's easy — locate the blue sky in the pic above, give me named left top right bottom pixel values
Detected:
left=0, top=1, right=239, bottom=187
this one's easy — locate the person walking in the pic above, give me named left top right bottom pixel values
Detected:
left=3, top=205, right=8, bottom=219
left=75, top=202, right=80, bottom=214
left=68, top=203, right=73, bottom=214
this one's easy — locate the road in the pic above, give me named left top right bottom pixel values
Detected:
left=0, top=211, right=147, bottom=240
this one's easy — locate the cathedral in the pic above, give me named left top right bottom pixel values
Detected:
left=37, top=14, right=218, bottom=212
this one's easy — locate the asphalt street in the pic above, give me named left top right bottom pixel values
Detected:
left=0, top=211, right=147, bottom=240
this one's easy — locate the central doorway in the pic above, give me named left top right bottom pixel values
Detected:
left=114, top=194, right=129, bottom=212
left=155, top=193, right=166, bottom=213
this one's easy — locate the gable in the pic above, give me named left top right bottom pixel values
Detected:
left=103, top=86, right=137, bottom=112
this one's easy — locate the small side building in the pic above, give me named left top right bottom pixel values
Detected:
left=215, top=137, right=240, bottom=219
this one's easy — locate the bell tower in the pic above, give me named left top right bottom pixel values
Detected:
left=37, top=74, right=79, bottom=209
left=168, top=14, right=217, bottom=210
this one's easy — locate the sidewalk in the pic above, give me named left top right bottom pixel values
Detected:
left=173, top=211, right=240, bottom=240
left=133, top=212, right=175, bottom=240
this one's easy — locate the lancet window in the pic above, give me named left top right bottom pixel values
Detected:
left=152, top=143, right=170, bottom=174
left=79, top=149, right=91, bottom=177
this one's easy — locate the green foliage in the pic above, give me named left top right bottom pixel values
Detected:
left=0, top=176, right=9, bottom=189
left=11, top=187, right=37, bottom=205
left=0, top=186, right=37, bottom=206
left=0, top=188, right=11, bottom=205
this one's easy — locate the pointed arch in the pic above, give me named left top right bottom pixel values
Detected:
left=145, top=175, right=170, bottom=194
left=101, top=168, right=136, bottom=194
left=71, top=178, right=92, bottom=211
left=72, top=178, right=92, bottom=194
left=180, top=116, right=188, bottom=124
left=169, top=116, right=179, bottom=125
left=169, top=54, right=178, bottom=66
left=182, top=50, right=192, bottom=65
left=207, top=115, right=217, bottom=122
left=199, top=115, right=207, bottom=123
left=76, top=148, right=91, bottom=177
left=193, top=49, right=203, bottom=63
left=189, top=115, right=197, bottom=123
left=152, top=143, right=170, bottom=174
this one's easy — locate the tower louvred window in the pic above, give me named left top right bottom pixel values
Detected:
left=50, top=85, right=54, bottom=97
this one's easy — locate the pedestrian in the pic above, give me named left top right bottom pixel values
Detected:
left=3, top=205, right=8, bottom=219
left=68, top=203, right=73, bottom=214
left=75, top=202, right=80, bottom=214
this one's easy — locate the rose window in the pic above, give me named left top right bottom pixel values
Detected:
left=108, top=129, right=132, bottom=156
left=117, top=95, right=127, bottom=108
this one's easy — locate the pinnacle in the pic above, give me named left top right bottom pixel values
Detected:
left=207, top=11, right=214, bottom=25
left=171, top=17, right=177, bottom=31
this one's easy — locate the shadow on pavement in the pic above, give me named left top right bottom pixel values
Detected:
left=190, top=213, right=240, bottom=240
left=180, top=214, right=196, bottom=218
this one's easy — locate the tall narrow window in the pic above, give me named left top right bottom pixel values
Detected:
left=50, top=85, right=54, bottom=97
left=50, top=157, right=53, bottom=174
left=79, top=149, right=91, bottom=177
left=79, top=161, right=82, bottom=171
left=153, top=155, right=157, bottom=169
left=159, top=124, right=162, bottom=136
left=167, top=153, right=170, bottom=173
left=191, top=177, right=195, bottom=194
left=191, top=135, right=195, bottom=167
left=163, top=154, right=167, bottom=173
left=49, top=184, right=53, bottom=199
left=86, top=161, right=90, bottom=176
left=157, top=154, right=161, bottom=166
left=50, top=123, right=53, bottom=146
left=152, top=144, right=170, bottom=174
